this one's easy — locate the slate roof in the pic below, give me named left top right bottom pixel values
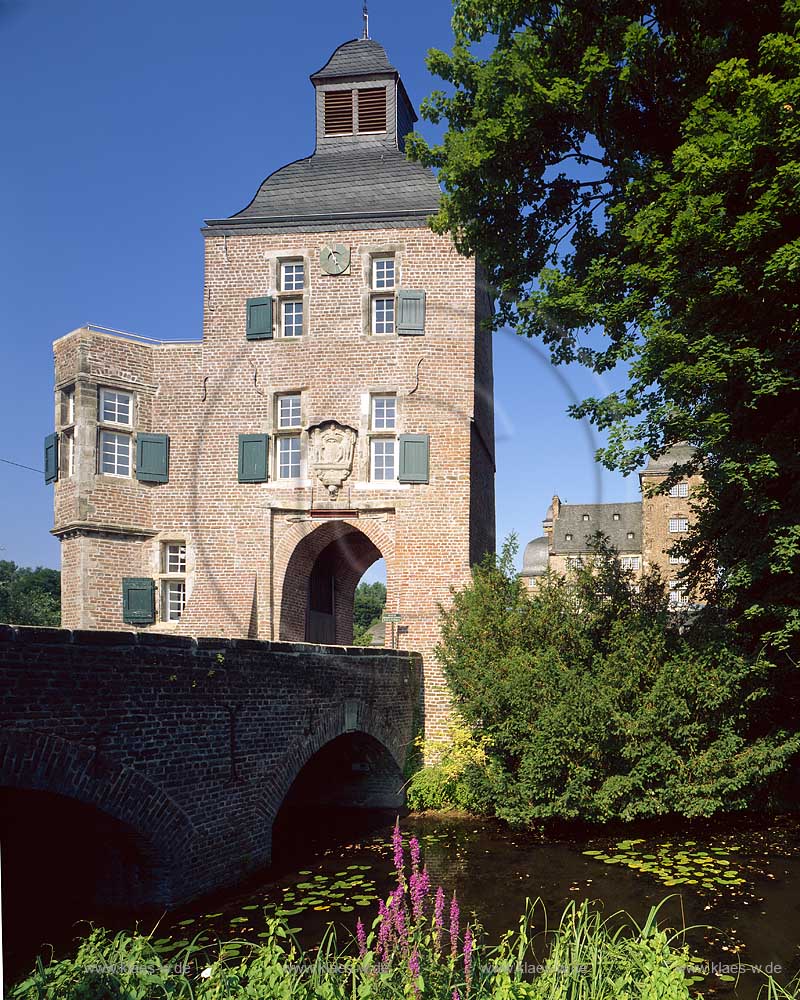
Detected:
left=203, top=36, right=439, bottom=234
left=551, top=502, right=643, bottom=554
left=521, top=536, right=549, bottom=577
left=311, top=38, right=397, bottom=81
left=641, top=442, right=697, bottom=475
left=205, top=148, right=441, bottom=232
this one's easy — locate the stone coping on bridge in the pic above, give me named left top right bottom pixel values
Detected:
left=0, top=623, right=418, bottom=659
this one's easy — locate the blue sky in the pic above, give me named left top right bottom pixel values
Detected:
left=0, top=0, right=639, bottom=574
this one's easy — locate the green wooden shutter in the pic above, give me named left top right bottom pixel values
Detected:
left=44, top=432, right=59, bottom=484
left=397, top=290, right=426, bottom=335
left=122, top=577, right=155, bottom=624
left=238, top=434, right=269, bottom=482
left=136, top=433, right=170, bottom=483
left=246, top=296, right=274, bottom=339
left=398, top=434, right=429, bottom=483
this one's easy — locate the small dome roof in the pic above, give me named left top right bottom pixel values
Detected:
left=521, top=536, right=550, bottom=577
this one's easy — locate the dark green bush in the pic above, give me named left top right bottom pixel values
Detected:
left=431, top=538, right=800, bottom=825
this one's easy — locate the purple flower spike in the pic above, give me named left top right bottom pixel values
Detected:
left=410, top=866, right=432, bottom=920
left=434, top=886, right=445, bottom=953
left=464, top=925, right=474, bottom=994
left=452, top=991, right=461, bottom=1000
left=450, top=892, right=460, bottom=958
left=392, top=818, right=404, bottom=877
left=356, top=918, right=367, bottom=958
left=408, top=947, right=421, bottom=998
left=409, top=836, right=421, bottom=874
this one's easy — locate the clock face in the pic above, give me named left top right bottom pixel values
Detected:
left=320, top=243, right=351, bottom=275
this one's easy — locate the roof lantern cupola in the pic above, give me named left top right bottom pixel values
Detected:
left=204, top=33, right=440, bottom=234
left=310, top=36, right=417, bottom=152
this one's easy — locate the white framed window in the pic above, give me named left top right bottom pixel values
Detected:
left=281, top=299, right=303, bottom=338
left=612, top=512, right=620, bottom=521
left=163, top=542, right=187, bottom=574
left=668, top=581, right=689, bottom=606
left=621, top=556, right=641, bottom=571
left=565, top=533, right=573, bottom=541
left=582, top=513, right=590, bottom=522
left=277, top=436, right=301, bottom=479
left=371, top=438, right=396, bottom=481
left=669, top=517, right=689, bottom=533
left=372, top=257, right=395, bottom=290
left=669, top=553, right=689, bottom=565
left=566, top=557, right=583, bottom=570
left=278, top=393, right=302, bottom=429
left=162, top=580, right=186, bottom=622
left=99, top=430, right=131, bottom=477
left=627, top=531, right=635, bottom=540
left=281, top=261, right=304, bottom=291
left=99, top=388, right=132, bottom=427
left=669, top=482, right=689, bottom=498
left=372, top=296, right=395, bottom=335
left=371, top=395, right=396, bottom=430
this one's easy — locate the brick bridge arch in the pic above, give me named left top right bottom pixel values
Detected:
left=256, top=697, right=405, bottom=829
left=276, top=517, right=395, bottom=644
left=0, top=728, right=195, bottom=905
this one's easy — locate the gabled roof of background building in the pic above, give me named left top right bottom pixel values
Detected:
left=641, top=442, right=697, bottom=475
left=551, top=502, right=643, bottom=554
left=310, top=38, right=398, bottom=80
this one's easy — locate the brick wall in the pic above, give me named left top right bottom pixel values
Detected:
left=0, top=625, right=420, bottom=907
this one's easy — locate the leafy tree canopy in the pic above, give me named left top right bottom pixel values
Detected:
left=354, top=580, right=387, bottom=631
left=0, top=561, right=61, bottom=627
left=408, top=0, right=800, bottom=649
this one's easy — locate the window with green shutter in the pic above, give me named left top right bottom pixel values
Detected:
left=398, top=434, right=429, bottom=483
left=44, top=432, right=59, bottom=484
left=238, top=434, right=269, bottom=482
left=136, top=433, right=170, bottom=483
left=246, top=296, right=274, bottom=339
left=122, top=577, right=155, bottom=624
left=397, top=290, right=426, bottom=335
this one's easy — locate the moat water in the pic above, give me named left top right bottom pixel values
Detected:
left=5, top=810, right=800, bottom=997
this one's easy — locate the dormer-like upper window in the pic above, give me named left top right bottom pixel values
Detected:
left=324, top=91, right=354, bottom=135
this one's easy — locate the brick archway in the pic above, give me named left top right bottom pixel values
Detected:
left=255, top=698, right=406, bottom=834
left=0, top=728, right=195, bottom=906
left=276, top=518, right=394, bottom=644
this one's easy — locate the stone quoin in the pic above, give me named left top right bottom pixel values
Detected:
left=46, top=33, right=496, bottom=742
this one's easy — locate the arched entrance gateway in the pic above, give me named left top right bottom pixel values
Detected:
left=278, top=519, right=392, bottom=646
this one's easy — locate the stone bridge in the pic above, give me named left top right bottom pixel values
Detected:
left=0, top=625, right=420, bottom=910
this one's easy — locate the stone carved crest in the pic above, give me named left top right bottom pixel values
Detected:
left=308, top=421, right=357, bottom=497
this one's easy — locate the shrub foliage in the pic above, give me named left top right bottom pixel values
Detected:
left=428, top=538, right=800, bottom=824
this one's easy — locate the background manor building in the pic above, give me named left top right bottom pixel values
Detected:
left=521, top=444, right=699, bottom=605
left=45, top=34, right=495, bottom=738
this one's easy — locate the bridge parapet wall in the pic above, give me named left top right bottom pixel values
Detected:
left=0, top=625, right=421, bottom=906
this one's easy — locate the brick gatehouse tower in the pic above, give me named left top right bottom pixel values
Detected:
left=47, top=32, right=495, bottom=738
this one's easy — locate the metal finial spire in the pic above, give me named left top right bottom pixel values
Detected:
left=362, top=0, right=369, bottom=39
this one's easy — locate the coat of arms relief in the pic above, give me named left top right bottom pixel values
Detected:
left=308, top=421, right=357, bottom=497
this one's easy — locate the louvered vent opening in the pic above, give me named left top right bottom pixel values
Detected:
left=324, top=90, right=354, bottom=135
left=357, top=88, right=387, bottom=133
